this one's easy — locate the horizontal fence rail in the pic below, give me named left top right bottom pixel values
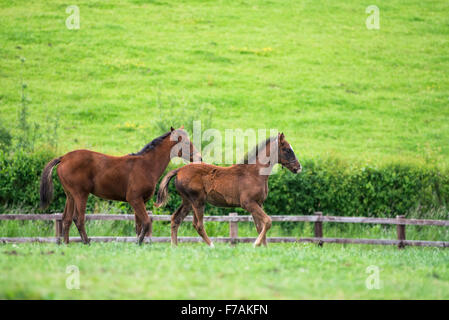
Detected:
left=1, top=213, right=449, bottom=226
left=0, top=212, right=448, bottom=248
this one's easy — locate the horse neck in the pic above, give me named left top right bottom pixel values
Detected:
left=141, top=139, right=174, bottom=177
left=254, top=139, right=277, bottom=178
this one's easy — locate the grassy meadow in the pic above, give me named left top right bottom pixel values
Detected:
left=0, top=0, right=448, bottom=166
left=1, top=0, right=449, bottom=300
left=1, top=242, right=449, bottom=299
left=1, top=217, right=449, bottom=299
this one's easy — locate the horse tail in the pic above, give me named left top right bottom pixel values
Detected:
left=155, top=169, right=179, bottom=208
left=40, top=157, right=62, bottom=210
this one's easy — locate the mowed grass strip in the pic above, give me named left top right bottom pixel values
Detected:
left=0, top=0, right=448, bottom=166
left=1, top=242, right=448, bottom=299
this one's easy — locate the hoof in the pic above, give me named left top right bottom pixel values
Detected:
left=209, top=242, right=215, bottom=248
left=137, top=235, right=145, bottom=245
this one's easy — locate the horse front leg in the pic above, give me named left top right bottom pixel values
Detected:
left=243, top=202, right=272, bottom=247
left=252, top=215, right=268, bottom=247
left=135, top=215, right=142, bottom=237
left=129, top=198, right=151, bottom=245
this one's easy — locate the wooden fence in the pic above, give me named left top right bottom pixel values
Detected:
left=0, top=212, right=448, bottom=248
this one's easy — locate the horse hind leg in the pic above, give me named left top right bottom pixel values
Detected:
left=62, top=195, right=75, bottom=244
left=192, top=203, right=214, bottom=248
left=171, top=200, right=191, bottom=246
left=73, top=193, right=90, bottom=245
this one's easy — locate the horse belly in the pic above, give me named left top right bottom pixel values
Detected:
left=92, top=190, right=127, bottom=202
left=206, top=190, right=239, bottom=208
left=91, top=174, right=128, bottom=201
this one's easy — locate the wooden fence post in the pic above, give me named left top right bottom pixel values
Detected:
left=229, top=212, right=238, bottom=245
left=55, top=218, right=62, bottom=238
left=314, top=212, right=323, bottom=247
left=397, top=215, right=406, bottom=249
left=148, top=211, right=153, bottom=238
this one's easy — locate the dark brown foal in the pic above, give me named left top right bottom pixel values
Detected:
left=40, top=127, right=201, bottom=245
left=155, top=132, right=301, bottom=247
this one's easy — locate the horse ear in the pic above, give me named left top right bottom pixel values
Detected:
left=170, top=126, right=175, bottom=132
left=280, top=132, right=285, bottom=141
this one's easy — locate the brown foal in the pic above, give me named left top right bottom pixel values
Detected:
left=40, top=127, right=200, bottom=245
left=155, top=132, right=301, bottom=247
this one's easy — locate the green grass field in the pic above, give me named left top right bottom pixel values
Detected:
left=1, top=0, right=449, bottom=166
left=1, top=242, right=449, bottom=299
left=1, top=219, right=448, bottom=299
left=1, top=0, right=449, bottom=300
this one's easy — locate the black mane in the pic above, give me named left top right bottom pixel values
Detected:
left=129, top=132, right=171, bottom=156
left=242, top=136, right=277, bottom=164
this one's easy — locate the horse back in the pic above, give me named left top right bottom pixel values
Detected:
left=176, top=163, right=267, bottom=207
left=57, top=149, right=134, bottom=200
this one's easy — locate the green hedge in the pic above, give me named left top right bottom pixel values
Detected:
left=265, top=159, right=448, bottom=218
left=0, top=151, right=448, bottom=218
left=0, top=150, right=95, bottom=212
